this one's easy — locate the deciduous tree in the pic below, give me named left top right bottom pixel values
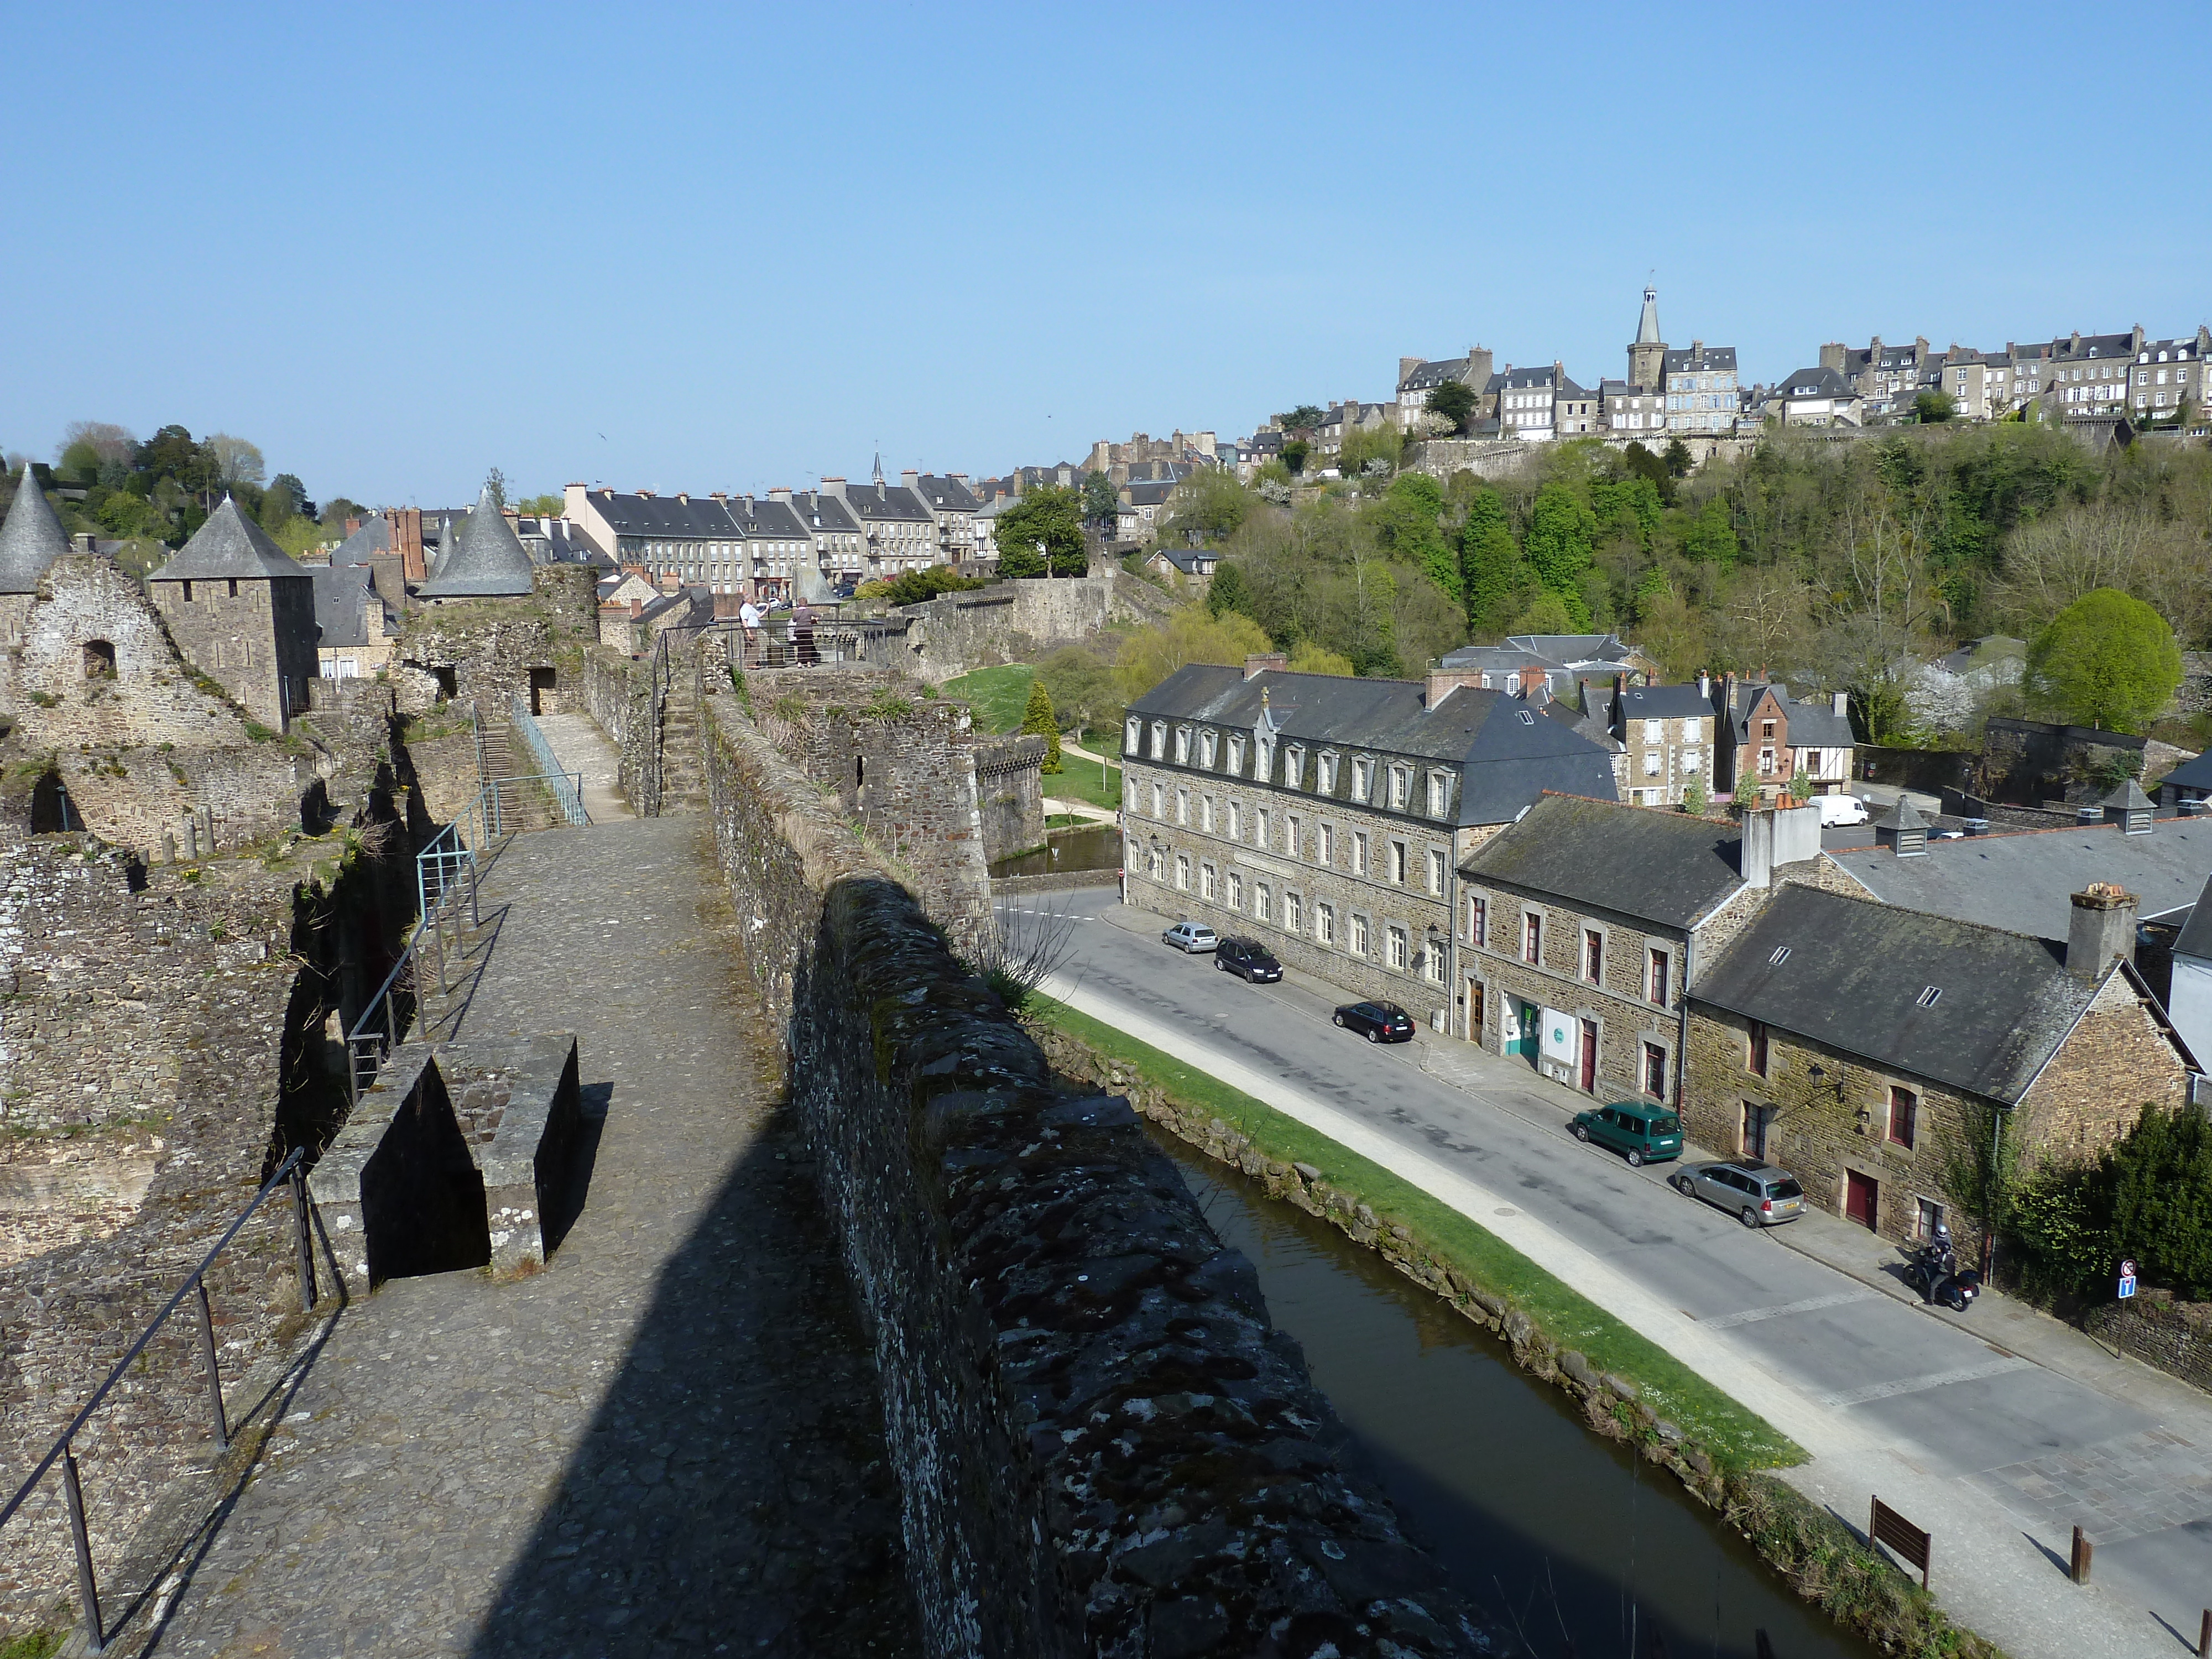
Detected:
left=2025, top=587, right=2182, bottom=733
left=1523, top=482, right=1595, bottom=626
left=994, top=486, right=1087, bottom=578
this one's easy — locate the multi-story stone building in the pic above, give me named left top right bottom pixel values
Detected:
left=146, top=498, right=318, bottom=731
left=1686, top=880, right=2192, bottom=1251
left=1599, top=379, right=1666, bottom=436
left=1120, top=657, right=1619, bottom=1024
left=2032, top=328, right=2142, bottom=417
left=1766, top=365, right=1864, bottom=426
left=1553, top=374, right=1599, bottom=436
left=1662, top=343, right=1739, bottom=434
left=1396, top=348, right=1495, bottom=429
left=776, top=488, right=869, bottom=586
left=2125, top=329, right=2210, bottom=423
left=1627, top=285, right=1666, bottom=393
left=826, top=469, right=938, bottom=580
left=1559, top=679, right=1719, bottom=806
left=1819, top=335, right=1939, bottom=420
left=1455, top=795, right=1814, bottom=1106
left=906, top=471, right=985, bottom=566
left=1492, top=364, right=1559, bottom=440
left=562, top=484, right=817, bottom=601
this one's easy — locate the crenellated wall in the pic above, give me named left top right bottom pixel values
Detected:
left=693, top=688, right=1498, bottom=1657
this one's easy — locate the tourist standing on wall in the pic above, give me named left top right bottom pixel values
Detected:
left=791, top=596, right=817, bottom=666
left=739, top=597, right=761, bottom=666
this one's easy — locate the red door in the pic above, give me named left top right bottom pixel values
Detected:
left=1845, top=1170, right=1879, bottom=1231
left=1578, top=1019, right=1598, bottom=1093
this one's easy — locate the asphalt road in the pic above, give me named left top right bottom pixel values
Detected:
left=1017, top=887, right=2212, bottom=1651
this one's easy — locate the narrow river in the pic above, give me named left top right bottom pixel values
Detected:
left=1154, top=1129, right=1876, bottom=1659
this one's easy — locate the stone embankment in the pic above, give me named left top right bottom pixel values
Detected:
left=695, top=680, right=1506, bottom=1656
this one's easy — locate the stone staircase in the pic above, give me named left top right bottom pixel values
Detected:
left=476, top=707, right=564, bottom=833
left=656, top=672, right=705, bottom=812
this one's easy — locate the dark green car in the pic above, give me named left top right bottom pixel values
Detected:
left=1569, top=1102, right=1683, bottom=1167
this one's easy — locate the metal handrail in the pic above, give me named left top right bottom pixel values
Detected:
left=0, top=1147, right=320, bottom=1652
left=505, top=693, right=588, bottom=826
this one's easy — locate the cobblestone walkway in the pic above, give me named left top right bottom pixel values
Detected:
left=535, top=713, right=630, bottom=822
left=124, top=817, right=917, bottom=1658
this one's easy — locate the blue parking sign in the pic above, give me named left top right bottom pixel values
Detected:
left=2118, top=1257, right=2138, bottom=1300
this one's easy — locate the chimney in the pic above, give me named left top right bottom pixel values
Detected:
left=629, top=599, right=643, bottom=619
left=1245, top=653, right=1288, bottom=680
left=902, top=469, right=920, bottom=491
left=769, top=487, right=792, bottom=504
left=1400, top=356, right=1421, bottom=384
left=710, top=491, right=727, bottom=502
left=1698, top=669, right=1712, bottom=700
left=1833, top=691, right=1849, bottom=718
left=1740, top=804, right=1822, bottom=888
left=2068, top=883, right=2138, bottom=977
left=1425, top=668, right=1489, bottom=706
left=1873, top=795, right=1928, bottom=858
left=1819, top=342, right=1845, bottom=372
left=346, top=516, right=361, bottom=536
left=72, top=533, right=97, bottom=554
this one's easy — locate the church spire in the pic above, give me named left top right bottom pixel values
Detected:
left=872, top=451, right=885, bottom=487
left=1636, top=284, right=1662, bottom=346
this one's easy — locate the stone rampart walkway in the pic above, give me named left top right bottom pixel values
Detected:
left=123, top=817, right=916, bottom=1657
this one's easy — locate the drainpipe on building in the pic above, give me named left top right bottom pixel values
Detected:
left=1676, top=931, right=1695, bottom=1111
left=1446, top=858, right=1460, bottom=1037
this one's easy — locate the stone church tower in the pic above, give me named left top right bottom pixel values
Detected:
left=147, top=497, right=318, bottom=731
left=1628, top=285, right=1667, bottom=390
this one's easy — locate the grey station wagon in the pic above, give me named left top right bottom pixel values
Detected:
left=1671, top=1160, right=1806, bottom=1228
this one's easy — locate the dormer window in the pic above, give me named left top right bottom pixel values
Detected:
left=1351, top=758, right=1372, bottom=802
left=1318, top=751, right=1338, bottom=792
left=1201, top=729, right=1218, bottom=768
left=1285, top=744, right=1306, bottom=787
left=1427, top=771, right=1449, bottom=817
left=1125, top=716, right=1142, bottom=755
left=1389, top=766, right=1410, bottom=809
left=1174, top=727, right=1191, bottom=764
left=1227, top=735, right=1245, bottom=773
left=1256, top=738, right=1274, bottom=781
left=1151, top=720, right=1168, bottom=758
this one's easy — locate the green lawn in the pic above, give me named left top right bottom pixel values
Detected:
left=1029, top=995, right=1803, bottom=1474
left=1046, top=752, right=1121, bottom=810
left=939, top=664, right=1036, bottom=734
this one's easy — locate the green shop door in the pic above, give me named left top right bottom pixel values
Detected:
left=1517, top=1001, right=1541, bottom=1061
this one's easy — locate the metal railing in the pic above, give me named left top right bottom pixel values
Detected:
left=505, top=692, right=589, bottom=826
left=0, top=1148, right=320, bottom=1654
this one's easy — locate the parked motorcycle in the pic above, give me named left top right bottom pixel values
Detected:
left=1903, top=1226, right=1981, bottom=1311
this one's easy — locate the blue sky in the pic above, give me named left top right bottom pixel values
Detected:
left=6, top=3, right=2208, bottom=508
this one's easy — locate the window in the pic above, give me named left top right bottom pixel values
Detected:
left=1741, top=1102, right=1772, bottom=1160
left=1426, top=940, right=1446, bottom=983
left=1642, top=751, right=1661, bottom=777
left=1387, top=926, right=1408, bottom=969
left=1522, top=911, right=1542, bottom=964
left=1255, top=808, right=1269, bottom=848
left=1201, top=864, right=1217, bottom=900
left=1228, top=735, right=1244, bottom=772
left=1759, top=748, right=1777, bottom=776
left=1681, top=749, right=1701, bottom=774
left=1352, top=914, right=1370, bottom=956
left=1255, top=883, right=1271, bottom=922
left=1761, top=719, right=1776, bottom=739
left=180, top=580, right=193, bottom=602
left=1914, top=985, right=1941, bottom=1009
left=1175, top=853, right=1191, bottom=890
left=1427, top=772, right=1448, bottom=817
left=1286, top=813, right=1300, bottom=857
left=1352, top=831, right=1368, bottom=874
left=1583, top=927, right=1604, bottom=983
left=1316, top=903, right=1335, bottom=945
left=1151, top=721, right=1168, bottom=758
left=1200, top=730, right=1217, bottom=768
left=1915, top=1197, right=1945, bottom=1242
left=1388, top=841, right=1406, bottom=884
left=1256, top=739, right=1274, bottom=780
left=1641, top=719, right=1661, bottom=743
left=1175, top=728, right=1191, bottom=764
left=1647, top=947, right=1670, bottom=1006
left=1351, top=758, right=1372, bottom=801
left=1200, top=798, right=1214, bottom=833
left=82, top=640, right=116, bottom=679
left=1286, top=745, right=1306, bottom=786
left=1644, top=1042, right=1667, bottom=1098
left=1389, top=766, right=1410, bottom=809
left=1151, top=783, right=1164, bottom=818
left=1227, top=802, right=1241, bottom=840
left=1427, top=847, right=1446, bottom=895
left=1286, top=893, right=1302, bottom=931
left=1319, top=752, right=1338, bottom=792
left=1176, top=789, right=1189, bottom=825
left=1319, top=823, right=1334, bottom=864
left=1748, top=1020, right=1769, bottom=1078
left=1888, top=1086, right=1917, bottom=1150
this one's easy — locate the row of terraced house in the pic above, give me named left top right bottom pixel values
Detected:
left=1119, top=655, right=2199, bottom=1260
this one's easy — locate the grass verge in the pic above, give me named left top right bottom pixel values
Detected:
left=938, top=663, right=1035, bottom=733
left=1029, top=994, right=1800, bottom=1473
left=1045, top=755, right=1121, bottom=810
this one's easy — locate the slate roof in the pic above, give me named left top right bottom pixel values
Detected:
left=1694, top=885, right=2104, bottom=1104
left=1663, top=345, right=1738, bottom=374
left=1150, top=546, right=1217, bottom=575
left=416, top=488, right=536, bottom=597
left=1125, top=664, right=1619, bottom=827
left=1399, top=356, right=1474, bottom=393
left=1777, top=366, right=1856, bottom=399
left=1488, top=366, right=1558, bottom=392
left=915, top=474, right=980, bottom=513
left=1460, top=792, right=1746, bottom=931
left=1725, top=681, right=1853, bottom=748
left=790, top=491, right=862, bottom=534
left=0, top=468, right=70, bottom=593
left=2171, top=873, right=2212, bottom=962
left=331, top=514, right=394, bottom=566
left=1437, top=644, right=1572, bottom=680
left=1125, top=480, right=1176, bottom=507
left=149, top=498, right=309, bottom=583
left=584, top=490, right=745, bottom=540
left=1829, top=818, right=2212, bottom=938
left=1595, top=682, right=1716, bottom=722
left=310, top=564, right=394, bottom=648
left=1507, top=633, right=1636, bottom=666
left=844, top=483, right=932, bottom=523
left=2156, top=750, right=2212, bottom=795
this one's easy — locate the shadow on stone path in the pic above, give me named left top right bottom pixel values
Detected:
left=128, top=817, right=917, bottom=1657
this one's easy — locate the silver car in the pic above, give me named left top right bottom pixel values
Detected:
left=1671, top=1160, right=1806, bottom=1228
left=1161, top=921, right=1218, bottom=953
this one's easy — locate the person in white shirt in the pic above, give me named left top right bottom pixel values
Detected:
left=738, top=598, right=761, bottom=666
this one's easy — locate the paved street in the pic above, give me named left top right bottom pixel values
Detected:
left=1030, top=887, right=2212, bottom=1659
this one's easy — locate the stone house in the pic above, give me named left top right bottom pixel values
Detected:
left=146, top=498, right=319, bottom=731
left=1491, top=364, right=1560, bottom=441
left=310, top=563, right=400, bottom=681
left=1141, top=545, right=1218, bottom=588
left=1662, top=343, right=1739, bottom=435
left=1566, top=679, right=1719, bottom=807
left=1686, top=881, right=2193, bottom=1251
left=1456, top=796, right=1821, bottom=1107
left=1600, top=379, right=1665, bottom=437
left=1395, top=348, right=1494, bottom=430
left=1435, top=643, right=1574, bottom=699
left=776, top=488, right=869, bottom=586
left=1553, top=374, right=1599, bottom=436
left=1818, top=335, right=1939, bottom=421
left=1120, top=657, right=1619, bottom=1027
left=1766, top=366, right=1863, bottom=427
left=2125, top=330, right=2210, bottom=424
left=824, top=472, right=937, bottom=580
left=907, top=472, right=986, bottom=567
left=1713, top=673, right=1855, bottom=800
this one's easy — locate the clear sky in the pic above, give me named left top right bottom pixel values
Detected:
left=6, top=2, right=2208, bottom=509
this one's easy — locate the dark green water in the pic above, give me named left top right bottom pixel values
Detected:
left=987, top=821, right=1121, bottom=879
left=1154, top=1129, right=1877, bottom=1659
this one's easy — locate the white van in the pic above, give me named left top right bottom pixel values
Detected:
left=1815, top=793, right=1870, bottom=828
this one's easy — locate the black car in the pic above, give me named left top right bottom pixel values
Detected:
left=1215, top=937, right=1283, bottom=983
left=1333, top=1000, right=1415, bottom=1043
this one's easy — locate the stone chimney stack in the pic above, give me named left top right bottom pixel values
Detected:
left=1400, top=356, right=1421, bottom=384
left=1819, top=342, right=1846, bottom=372
left=1424, top=669, right=1487, bottom=706
left=2068, top=883, right=2139, bottom=978
left=1245, top=653, right=1287, bottom=680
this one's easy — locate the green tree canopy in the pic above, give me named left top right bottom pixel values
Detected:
left=1276, top=405, right=1326, bottom=432
left=1424, top=380, right=1477, bottom=435
left=2025, top=587, right=2182, bottom=733
left=1661, top=437, right=1693, bottom=478
left=1280, top=439, right=1311, bottom=476
left=1162, top=469, right=1251, bottom=545
left=1678, top=493, right=1740, bottom=566
left=1913, top=390, right=1957, bottom=424
left=1287, top=641, right=1354, bottom=675
left=1081, top=469, right=1118, bottom=526
left=1020, top=676, right=1062, bottom=773
left=1036, top=646, right=1119, bottom=742
left=1206, top=559, right=1255, bottom=620
left=1367, top=472, right=1459, bottom=603
left=994, top=486, right=1087, bottom=577
left=1458, top=487, right=1521, bottom=635
left=1522, top=481, right=1595, bottom=626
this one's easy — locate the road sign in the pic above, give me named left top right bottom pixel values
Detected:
left=2119, top=1258, right=2139, bottom=1299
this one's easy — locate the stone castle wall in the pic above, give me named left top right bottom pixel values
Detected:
left=973, top=733, right=1047, bottom=863
left=875, top=572, right=1178, bottom=684
left=398, top=566, right=601, bottom=713
left=691, top=688, right=1496, bottom=1656
left=149, top=571, right=316, bottom=732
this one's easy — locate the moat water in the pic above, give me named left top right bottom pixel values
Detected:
left=987, top=820, right=1121, bottom=879
left=1155, top=1130, right=1877, bottom=1659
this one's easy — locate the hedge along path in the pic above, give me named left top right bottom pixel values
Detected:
left=1030, top=984, right=1804, bottom=1473
left=1027, top=992, right=2021, bottom=1659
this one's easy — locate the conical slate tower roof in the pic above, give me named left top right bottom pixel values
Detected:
left=416, top=487, right=535, bottom=597
left=1872, top=794, right=1927, bottom=832
left=0, top=467, right=70, bottom=593
left=1635, top=284, right=1663, bottom=346
left=150, top=497, right=309, bottom=582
